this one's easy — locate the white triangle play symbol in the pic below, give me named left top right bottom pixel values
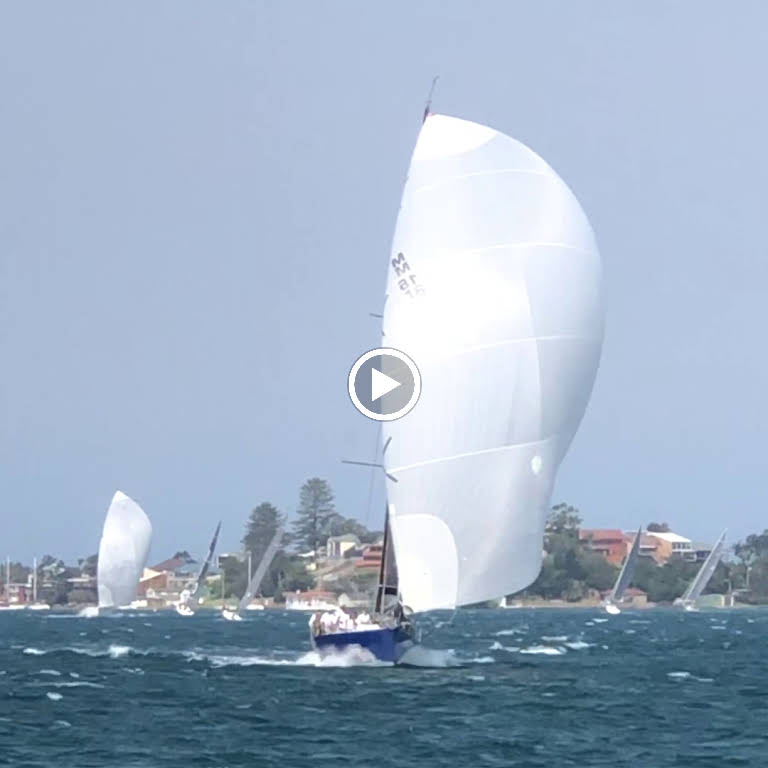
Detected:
left=371, top=367, right=402, bottom=402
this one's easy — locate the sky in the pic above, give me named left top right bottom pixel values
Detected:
left=2, top=1, right=768, bottom=563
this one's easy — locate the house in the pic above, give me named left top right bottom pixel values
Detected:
left=690, top=542, right=713, bottom=562
left=645, top=531, right=694, bottom=563
left=578, top=529, right=628, bottom=565
left=622, top=587, right=649, bottom=607
left=327, top=534, right=361, bottom=560
left=355, top=543, right=383, bottom=570
left=2, top=583, right=28, bottom=605
left=623, top=530, right=662, bottom=562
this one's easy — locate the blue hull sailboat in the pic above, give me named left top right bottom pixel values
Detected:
left=311, top=110, right=604, bottom=663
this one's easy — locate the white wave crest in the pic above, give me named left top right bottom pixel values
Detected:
left=520, top=645, right=565, bottom=656
left=46, top=692, right=63, bottom=701
left=23, top=648, right=46, bottom=656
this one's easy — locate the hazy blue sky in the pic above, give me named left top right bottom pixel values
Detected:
left=2, top=2, right=767, bottom=563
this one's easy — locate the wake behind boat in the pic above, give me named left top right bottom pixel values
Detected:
left=311, top=109, right=604, bottom=663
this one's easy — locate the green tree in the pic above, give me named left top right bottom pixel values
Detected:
left=327, top=514, right=381, bottom=545
left=219, top=555, right=247, bottom=601
left=647, top=522, right=670, bottom=533
left=242, top=502, right=286, bottom=598
left=546, top=503, right=582, bottom=536
left=292, top=478, right=336, bottom=564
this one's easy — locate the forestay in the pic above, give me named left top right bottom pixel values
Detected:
left=382, top=114, right=604, bottom=613
left=97, top=491, right=152, bottom=608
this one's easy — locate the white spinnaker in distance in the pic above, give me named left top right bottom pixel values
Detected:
left=382, top=114, right=604, bottom=613
left=97, top=491, right=152, bottom=608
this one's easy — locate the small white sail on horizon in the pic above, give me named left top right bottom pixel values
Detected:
left=604, top=527, right=643, bottom=614
left=381, top=113, right=604, bottom=614
left=97, top=491, right=152, bottom=610
left=678, top=530, right=727, bottom=610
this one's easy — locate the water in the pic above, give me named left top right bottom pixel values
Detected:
left=0, top=608, right=765, bottom=766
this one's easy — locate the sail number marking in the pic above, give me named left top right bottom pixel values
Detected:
left=392, top=252, right=424, bottom=298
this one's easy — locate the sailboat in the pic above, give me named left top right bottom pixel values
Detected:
left=96, top=491, right=152, bottom=612
left=311, top=110, right=604, bottom=663
left=603, top=527, right=642, bottom=615
left=222, top=526, right=283, bottom=621
left=27, top=557, right=51, bottom=611
left=675, top=530, right=727, bottom=611
left=176, top=521, right=221, bottom=616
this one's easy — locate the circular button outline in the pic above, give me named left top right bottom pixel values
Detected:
left=348, top=347, right=421, bottom=422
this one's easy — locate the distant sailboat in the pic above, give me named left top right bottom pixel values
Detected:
left=603, top=527, right=642, bottom=615
left=311, top=111, right=604, bottom=663
left=222, top=526, right=283, bottom=621
left=27, top=556, right=51, bottom=611
left=676, top=530, right=727, bottom=611
left=96, top=491, right=152, bottom=612
left=176, top=521, right=222, bottom=616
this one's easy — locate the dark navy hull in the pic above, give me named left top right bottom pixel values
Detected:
left=312, top=626, right=414, bottom=664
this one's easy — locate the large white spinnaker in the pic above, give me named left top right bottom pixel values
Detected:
left=382, top=114, right=604, bottom=613
left=97, top=491, right=152, bottom=609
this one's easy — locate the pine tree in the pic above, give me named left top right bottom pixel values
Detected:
left=292, top=478, right=336, bottom=565
left=242, top=502, right=285, bottom=566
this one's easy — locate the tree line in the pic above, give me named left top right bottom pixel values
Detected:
left=521, top=505, right=747, bottom=603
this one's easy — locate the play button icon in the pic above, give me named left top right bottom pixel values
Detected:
left=371, top=368, right=402, bottom=402
left=348, top=347, right=421, bottom=421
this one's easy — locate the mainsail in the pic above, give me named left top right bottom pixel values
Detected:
left=97, top=491, right=152, bottom=609
left=236, top=526, right=284, bottom=615
left=189, top=521, right=222, bottom=602
left=609, top=527, right=642, bottom=604
left=381, top=114, right=604, bottom=613
left=681, top=530, right=727, bottom=604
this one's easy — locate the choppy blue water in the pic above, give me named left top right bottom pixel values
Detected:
left=0, top=607, right=765, bottom=766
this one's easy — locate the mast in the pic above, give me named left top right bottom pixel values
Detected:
left=374, top=506, right=399, bottom=614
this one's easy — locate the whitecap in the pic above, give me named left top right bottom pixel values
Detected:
left=37, top=669, right=61, bottom=676
left=46, top=692, right=63, bottom=701
left=565, top=640, right=592, bottom=650
left=23, top=647, right=46, bottom=656
left=108, top=644, right=131, bottom=659
left=520, top=646, right=565, bottom=656
left=468, top=675, right=485, bottom=681
left=593, top=618, right=608, bottom=624
left=494, top=628, right=524, bottom=636
left=667, top=671, right=691, bottom=679
left=78, top=606, right=99, bottom=618
left=52, top=720, right=71, bottom=728
left=541, top=635, right=568, bottom=642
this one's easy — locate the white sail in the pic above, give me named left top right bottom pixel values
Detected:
left=97, top=491, right=152, bottom=609
left=681, top=530, right=727, bottom=604
left=236, top=526, right=283, bottom=615
left=609, top=527, right=642, bottom=604
left=382, top=114, right=604, bottom=613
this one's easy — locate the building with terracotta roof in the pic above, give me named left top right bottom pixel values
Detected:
left=578, top=529, right=628, bottom=564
